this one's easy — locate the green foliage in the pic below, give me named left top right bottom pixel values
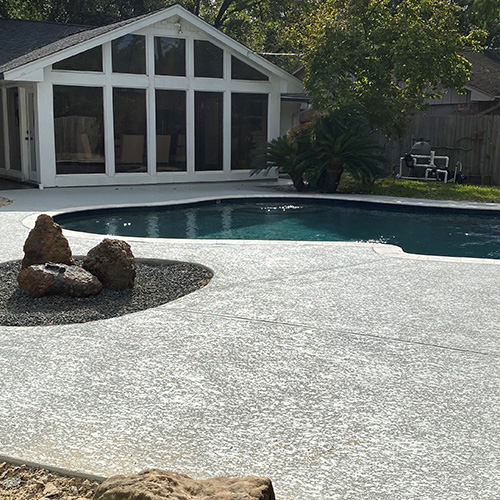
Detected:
left=253, top=107, right=385, bottom=193
left=292, top=0, right=485, bottom=136
left=0, top=0, right=165, bottom=24
left=251, top=135, right=310, bottom=191
left=305, top=108, right=385, bottom=191
left=456, top=0, right=500, bottom=48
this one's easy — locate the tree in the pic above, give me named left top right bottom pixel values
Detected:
left=291, top=0, right=485, bottom=135
left=457, top=0, right=500, bottom=48
left=1, top=0, right=165, bottom=25
left=253, top=106, right=384, bottom=193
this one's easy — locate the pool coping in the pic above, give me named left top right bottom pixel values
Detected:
left=21, top=193, right=500, bottom=266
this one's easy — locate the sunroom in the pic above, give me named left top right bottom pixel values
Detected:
left=0, top=5, right=303, bottom=188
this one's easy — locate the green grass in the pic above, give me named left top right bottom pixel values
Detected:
left=337, top=176, right=500, bottom=203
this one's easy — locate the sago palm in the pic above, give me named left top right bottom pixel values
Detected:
left=304, top=108, right=385, bottom=193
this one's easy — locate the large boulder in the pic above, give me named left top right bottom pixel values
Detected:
left=94, top=469, right=275, bottom=500
left=22, top=214, right=74, bottom=269
left=83, top=239, right=135, bottom=290
left=17, top=263, right=103, bottom=298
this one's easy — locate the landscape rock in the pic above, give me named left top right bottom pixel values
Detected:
left=94, top=469, right=275, bottom=500
left=17, top=263, right=103, bottom=298
left=83, top=238, right=135, bottom=290
left=21, top=214, right=74, bottom=269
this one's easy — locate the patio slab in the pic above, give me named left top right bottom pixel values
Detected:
left=0, top=182, right=499, bottom=500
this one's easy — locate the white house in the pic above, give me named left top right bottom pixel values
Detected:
left=0, top=5, right=303, bottom=188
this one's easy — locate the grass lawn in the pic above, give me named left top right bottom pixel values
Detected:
left=337, top=176, right=500, bottom=203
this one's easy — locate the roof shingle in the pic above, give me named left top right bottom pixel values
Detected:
left=0, top=10, right=162, bottom=77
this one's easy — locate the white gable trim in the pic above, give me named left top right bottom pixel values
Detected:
left=3, top=5, right=302, bottom=91
left=465, top=84, right=496, bottom=102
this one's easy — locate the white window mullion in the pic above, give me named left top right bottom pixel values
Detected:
left=223, top=50, right=231, bottom=172
left=103, top=42, right=115, bottom=177
left=187, top=88, right=195, bottom=175
left=186, top=36, right=195, bottom=174
left=147, top=33, right=156, bottom=175
left=223, top=89, right=231, bottom=173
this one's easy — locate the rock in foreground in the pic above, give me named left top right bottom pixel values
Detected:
left=21, top=214, right=74, bottom=269
left=84, top=239, right=135, bottom=290
left=18, top=263, right=103, bottom=298
left=94, top=469, right=275, bottom=500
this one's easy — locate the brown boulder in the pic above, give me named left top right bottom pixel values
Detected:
left=94, top=469, right=275, bottom=500
left=83, top=239, right=135, bottom=290
left=17, top=263, right=103, bottom=298
left=22, top=214, right=74, bottom=269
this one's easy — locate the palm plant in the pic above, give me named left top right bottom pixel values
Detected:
left=305, top=108, right=385, bottom=193
left=251, top=134, right=311, bottom=192
left=252, top=106, right=385, bottom=193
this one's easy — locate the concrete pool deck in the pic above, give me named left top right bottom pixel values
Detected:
left=0, top=181, right=499, bottom=500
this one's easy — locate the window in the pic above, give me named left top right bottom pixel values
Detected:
left=112, top=34, right=146, bottom=74
left=231, top=93, right=268, bottom=170
left=7, top=88, right=21, bottom=171
left=194, top=40, right=223, bottom=78
left=53, top=85, right=105, bottom=174
left=195, top=92, right=223, bottom=171
left=53, top=46, right=103, bottom=72
left=113, top=88, right=147, bottom=173
left=155, top=37, right=185, bottom=76
left=231, top=56, right=268, bottom=81
left=156, top=90, right=186, bottom=172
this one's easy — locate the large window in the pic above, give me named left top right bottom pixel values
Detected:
left=231, top=56, right=268, bottom=81
left=154, top=37, right=185, bottom=76
left=156, top=90, right=186, bottom=172
left=195, top=92, right=223, bottom=171
left=53, top=46, right=103, bottom=72
left=194, top=40, right=223, bottom=78
left=114, top=88, right=147, bottom=173
left=231, top=93, right=268, bottom=170
left=112, top=35, right=146, bottom=74
left=0, top=94, right=4, bottom=169
left=53, top=85, right=105, bottom=174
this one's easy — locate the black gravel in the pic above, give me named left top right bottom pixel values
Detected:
left=0, top=259, right=213, bottom=327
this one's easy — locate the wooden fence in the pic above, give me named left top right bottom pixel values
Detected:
left=378, top=115, right=500, bottom=185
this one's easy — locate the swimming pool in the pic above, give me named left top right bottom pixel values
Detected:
left=54, top=197, right=500, bottom=259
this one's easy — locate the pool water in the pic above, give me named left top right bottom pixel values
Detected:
left=54, top=198, right=500, bottom=259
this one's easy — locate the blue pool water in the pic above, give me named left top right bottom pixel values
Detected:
left=54, top=198, right=500, bottom=259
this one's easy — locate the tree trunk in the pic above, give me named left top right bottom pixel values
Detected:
left=317, top=163, right=343, bottom=193
left=291, top=174, right=306, bottom=192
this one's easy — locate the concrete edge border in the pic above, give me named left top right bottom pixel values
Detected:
left=20, top=193, right=500, bottom=266
left=0, top=454, right=107, bottom=483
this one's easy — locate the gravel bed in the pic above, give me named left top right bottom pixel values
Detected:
left=0, top=259, right=213, bottom=327
left=0, top=461, right=100, bottom=499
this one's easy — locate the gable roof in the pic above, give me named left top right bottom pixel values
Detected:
left=0, top=18, right=90, bottom=69
left=0, top=4, right=302, bottom=90
left=0, top=9, right=162, bottom=77
left=463, top=50, right=500, bottom=99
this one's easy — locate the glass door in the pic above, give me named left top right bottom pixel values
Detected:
left=6, top=87, right=21, bottom=173
left=26, top=91, right=38, bottom=181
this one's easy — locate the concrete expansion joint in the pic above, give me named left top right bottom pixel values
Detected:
left=170, top=308, right=499, bottom=358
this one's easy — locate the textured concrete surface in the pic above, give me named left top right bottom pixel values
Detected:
left=0, top=182, right=499, bottom=500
